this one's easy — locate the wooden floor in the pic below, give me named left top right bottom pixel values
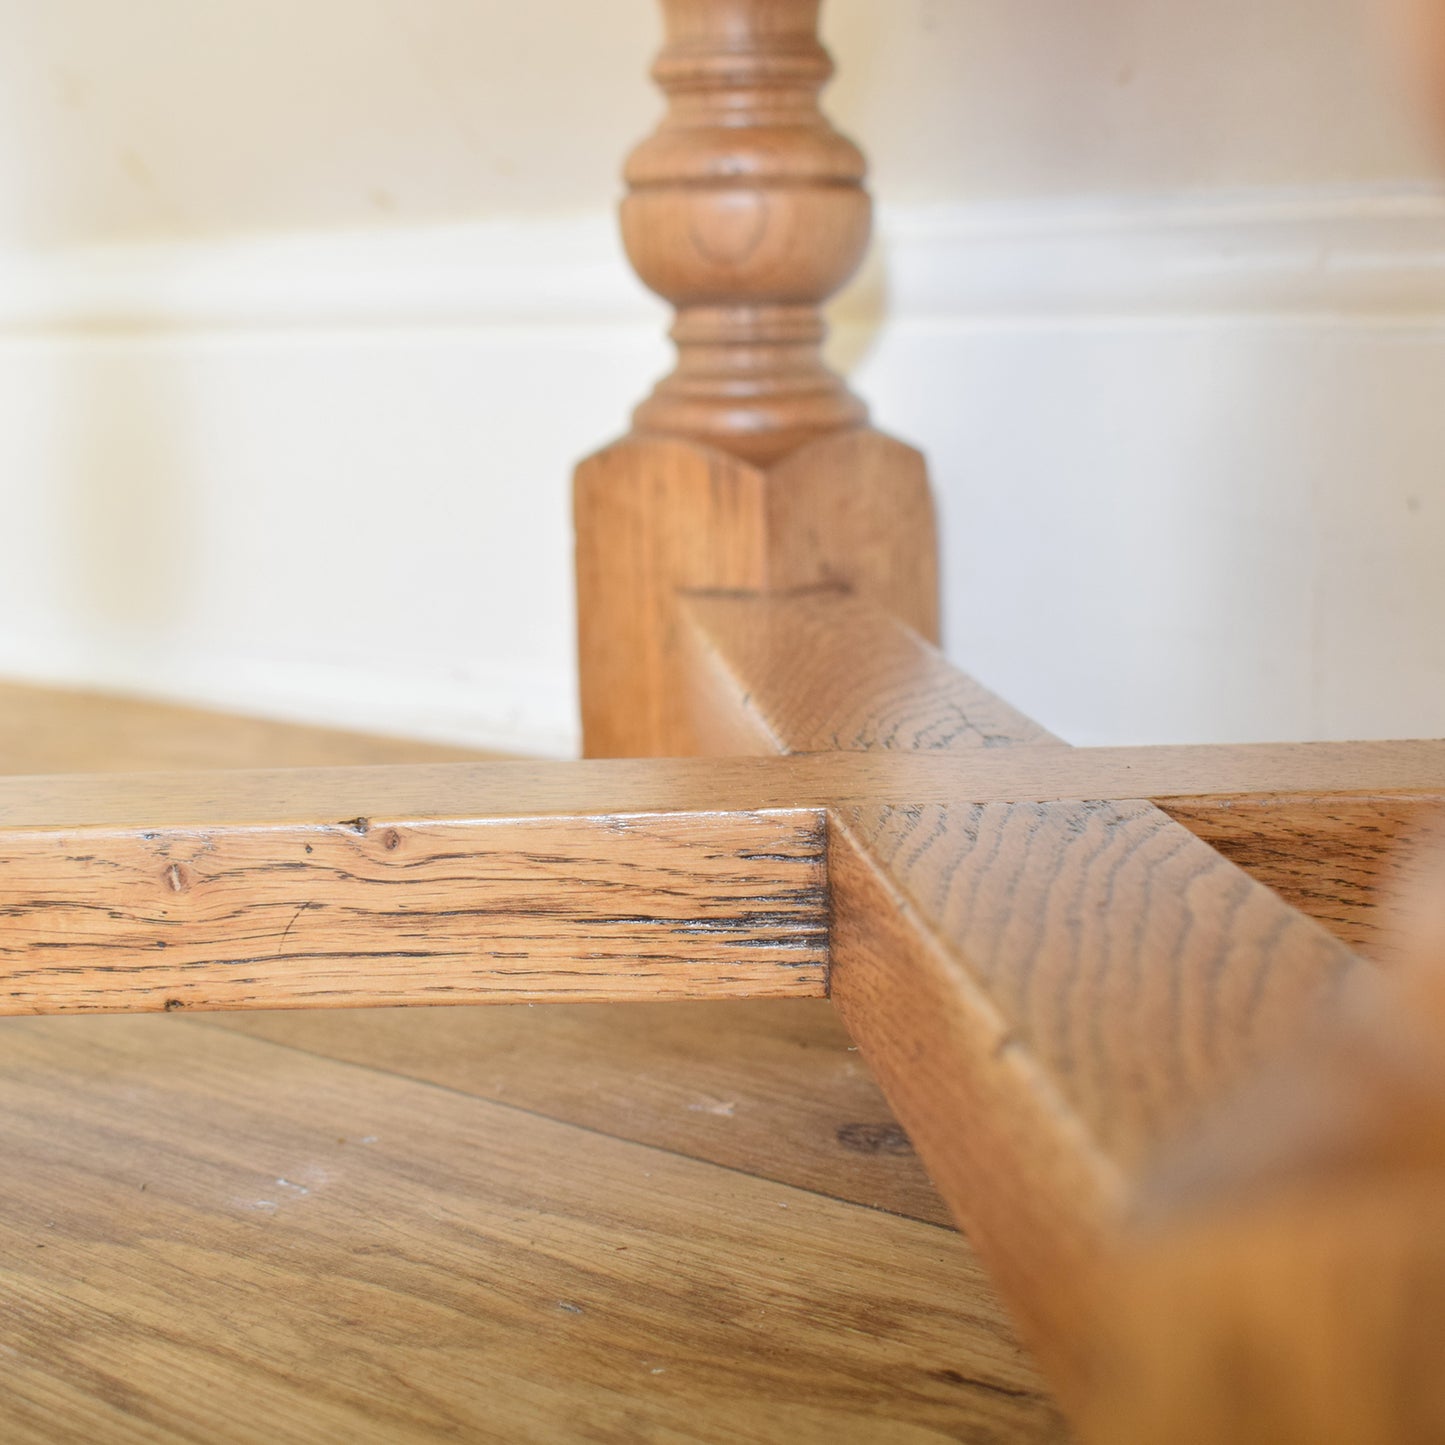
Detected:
left=0, top=683, right=1065, bottom=1443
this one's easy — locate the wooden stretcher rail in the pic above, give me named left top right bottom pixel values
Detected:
left=3, top=740, right=1442, bottom=1022
left=681, top=590, right=1062, bottom=754
left=683, top=590, right=1445, bottom=1441
left=1161, top=791, right=1445, bottom=961
left=0, top=808, right=828, bottom=1013
left=4, top=740, right=1445, bottom=831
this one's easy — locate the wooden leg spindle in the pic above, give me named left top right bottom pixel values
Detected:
left=575, top=0, right=939, bottom=758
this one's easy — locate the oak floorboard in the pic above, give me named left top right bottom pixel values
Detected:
left=0, top=1015, right=1063, bottom=1444
left=0, top=681, right=497, bottom=775
left=200, top=1000, right=953, bottom=1228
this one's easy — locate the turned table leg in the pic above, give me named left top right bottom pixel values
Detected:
left=574, top=0, right=938, bottom=759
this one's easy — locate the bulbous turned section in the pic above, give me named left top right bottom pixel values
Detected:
left=621, top=0, right=870, bottom=465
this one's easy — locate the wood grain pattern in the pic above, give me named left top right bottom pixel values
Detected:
left=678, top=594, right=1445, bottom=1438
left=0, top=1014, right=1064, bottom=1443
left=0, top=682, right=1013, bottom=1435
left=0, top=810, right=827, bottom=1013
left=202, top=999, right=955, bottom=1227
left=2, top=664, right=1445, bottom=1433
left=836, top=800, right=1361, bottom=1173
left=7, top=740, right=1445, bottom=831
left=6, top=741, right=1443, bottom=1023
left=1163, top=792, right=1445, bottom=963
left=575, top=429, right=939, bottom=758
left=682, top=591, right=1060, bottom=754
left=0, top=686, right=949, bottom=1224
left=828, top=800, right=1364, bottom=1403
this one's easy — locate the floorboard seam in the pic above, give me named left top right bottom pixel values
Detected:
left=173, top=1014, right=960, bottom=1235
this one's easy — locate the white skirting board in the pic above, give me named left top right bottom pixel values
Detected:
left=1, top=185, right=1443, bottom=755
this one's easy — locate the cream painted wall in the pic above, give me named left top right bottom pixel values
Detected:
left=0, top=0, right=1442, bottom=754
left=0, top=0, right=1431, bottom=248
left=831, top=0, right=1434, bottom=201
